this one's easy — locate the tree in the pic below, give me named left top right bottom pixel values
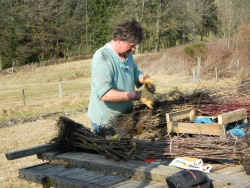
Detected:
left=216, top=0, right=249, bottom=48
left=4, top=0, right=248, bottom=69
left=88, top=0, right=123, bottom=52
left=0, top=0, right=17, bottom=68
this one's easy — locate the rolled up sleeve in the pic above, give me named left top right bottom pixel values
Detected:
left=91, top=50, right=114, bottom=100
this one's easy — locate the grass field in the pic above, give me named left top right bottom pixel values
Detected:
left=0, top=49, right=244, bottom=187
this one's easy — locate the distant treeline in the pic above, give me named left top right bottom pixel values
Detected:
left=0, top=0, right=249, bottom=69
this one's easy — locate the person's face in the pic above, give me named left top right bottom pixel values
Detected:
left=117, top=37, right=137, bottom=57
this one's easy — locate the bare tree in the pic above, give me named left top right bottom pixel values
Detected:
left=216, top=0, right=249, bottom=48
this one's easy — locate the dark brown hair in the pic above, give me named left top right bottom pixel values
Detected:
left=113, top=18, right=144, bottom=44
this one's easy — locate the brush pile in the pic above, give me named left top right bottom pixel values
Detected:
left=49, top=88, right=250, bottom=174
left=50, top=116, right=134, bottom=161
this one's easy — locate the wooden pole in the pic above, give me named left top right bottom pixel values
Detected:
left=236, top=59, right=240, bottom=68
left=215, top=68, right=218, bottom=82
left=59, top=82, right=63, bottom=99
left=193, top=68, right=196, bottom=83
left=22, top=89, right=26, bottom=105
left=5, top=143, right=54, bottom=160
left=196, top=57, right=201, bottom=83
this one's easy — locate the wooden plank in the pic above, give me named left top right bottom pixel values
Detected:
left=19, top=162, right=167, bottom=187
left=39, top=152, right=180, bottom=183
left=58, top=168, right=87, bottom=177
left=166, top=109, right=192, bottom=122
left=32, top=164, right=67, bottom=174
left=66, top=170, right=98, bottom=179
left=38, top=152, right=250, bottom=187
left=5, top=143, right=54, bottom=160
left=93, top=175, right=125, bottom=186
left=218, top=108, right=247, bottom=125
left=167, top=121, right=224, bottom=136
left=72, top=172, right=106, bottom=182
left=27, top=163, right=56, bottom=171
left=215, top=165, right=243, bottom=175
left=19, top=165, right=48, bottom=183
left=110, top=180, right=135, bottom=188
left=111, top=180, right=166, bottom=188
left=19, top=164, right=106, bottom=188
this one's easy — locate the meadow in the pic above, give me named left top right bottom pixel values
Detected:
left=0, top=41, right=247, bottom=187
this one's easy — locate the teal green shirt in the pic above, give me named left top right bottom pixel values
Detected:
left=87, top=43, right=143, bottom=126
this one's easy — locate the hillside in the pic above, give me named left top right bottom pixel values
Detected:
left=0, top=40, right=249, bottom=124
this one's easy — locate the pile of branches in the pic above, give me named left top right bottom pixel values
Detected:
left=49, top=89, right=250, bottom=162
left=49, top=116, right=250, bottom=163
left=197, top=80, right=250, bottom=117
left=131, top=135, right=249, bottom=161
left=198, top=103, right=250, bottom=117
left=110, top=89, right=220, bottom=138
left=50, top=116, right=134, bottom=161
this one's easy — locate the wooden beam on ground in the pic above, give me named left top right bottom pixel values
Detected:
left=5, top=143, right=54, bottom=160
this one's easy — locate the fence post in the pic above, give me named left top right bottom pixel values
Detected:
left=59, top=82, right=63, bottom=99
left=215, top=68, right=218, bottom=82
left=236, top=59, right=240, bottom=68
left=193, top=68, right=196, bottom=83
left=22, top=89, right=26, bottom=105
left=196, top=57, right=201, bottom=83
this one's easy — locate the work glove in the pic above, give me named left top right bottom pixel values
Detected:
left=144, top=78, right=156, bottom=94
left=139, top=90, right=155, bottom=109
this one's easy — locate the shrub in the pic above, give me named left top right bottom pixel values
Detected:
left=183, top=42, right=207, bottom=60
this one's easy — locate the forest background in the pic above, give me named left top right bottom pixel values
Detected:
left=0, top=0, right=250, bottom=70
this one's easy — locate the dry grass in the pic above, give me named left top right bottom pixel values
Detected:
left=0, top=41, right=248, bottom=187
left=0, top=113, right=91, bottom=188
left=0, top=59, right=93, bottom=187
left=0, top=59, right=91, bottom=122
left=0, top=120, right=54, bottom=187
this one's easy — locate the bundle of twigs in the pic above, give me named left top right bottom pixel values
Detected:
left=111, top=89, right=219, bottom=137
left=49, top=89, right=250, bottom=163
left=198, top=103, right=250, bottom=117
left=196, top=80, right=250, bottom=117
left=50, top=116, right=250, bottom=162
left=50, top=116, right=134, bottom=161
left=131, top=135, right=250, bottom=161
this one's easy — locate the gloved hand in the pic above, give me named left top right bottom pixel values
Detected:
left=139, top=90, right=154, bottom=109
left=144, top=78, right=156, bottom=94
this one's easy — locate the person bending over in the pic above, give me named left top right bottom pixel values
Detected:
left=87, top=18, right=155, bottom=133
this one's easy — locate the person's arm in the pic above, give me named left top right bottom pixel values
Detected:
left=100, top=89, right=137, bottom=102
left=101, top=88, right=154, bottom=109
